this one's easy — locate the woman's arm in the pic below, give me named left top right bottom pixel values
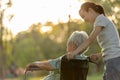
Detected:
left=26, top=60, right=53, bottom=71
left=66, top=26, right=103, bottom=60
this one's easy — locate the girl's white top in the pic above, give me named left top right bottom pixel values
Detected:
left=94, top=14, right=120, bottom=61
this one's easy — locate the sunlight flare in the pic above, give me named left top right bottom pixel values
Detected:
left=40, top=26, right=53, bottom=33
left=4, top=0, right=85, bottom=35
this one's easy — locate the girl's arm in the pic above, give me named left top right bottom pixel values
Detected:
left=66, top=26, right=103, bottom=59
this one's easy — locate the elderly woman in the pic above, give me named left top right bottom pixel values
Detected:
left=25, top=31, right=89, bottom=80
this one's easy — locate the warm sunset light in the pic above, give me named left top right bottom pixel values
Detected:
left=40, top=26, right=53, bottom=33
left=4, top=0, right=85, bottom=35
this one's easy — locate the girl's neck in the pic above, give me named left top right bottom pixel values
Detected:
left=93, top=13, right=100, bottom=23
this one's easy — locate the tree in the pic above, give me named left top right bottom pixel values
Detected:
left=0, top=0, right=12, bottom=79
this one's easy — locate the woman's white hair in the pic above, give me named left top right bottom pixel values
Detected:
left=67, top=31, right=88, bottom=48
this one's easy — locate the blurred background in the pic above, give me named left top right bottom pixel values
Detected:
left=0, top=0, right=120, bottom=80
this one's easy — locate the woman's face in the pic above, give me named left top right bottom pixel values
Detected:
left=79, top=8, right=95, bottom=24
left=67, top=43, right=76, bottom=52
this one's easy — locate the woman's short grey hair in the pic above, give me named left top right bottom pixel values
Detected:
left=67, top=31, right=88, bottom=48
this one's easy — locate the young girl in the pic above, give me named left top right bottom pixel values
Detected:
left=66, top=2, right=120, bottom=80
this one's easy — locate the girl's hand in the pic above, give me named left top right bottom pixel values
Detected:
left=66, top=51, right=76, bottom=60
left=89, top=54, right=100, bottom=63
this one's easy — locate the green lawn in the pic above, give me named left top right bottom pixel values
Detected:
left=6, top=74, right=102, bottom=80
left=87, top=74, right=102, bottom=80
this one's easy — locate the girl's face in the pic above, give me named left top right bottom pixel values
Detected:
left=79, top=8, right=96, bottom=24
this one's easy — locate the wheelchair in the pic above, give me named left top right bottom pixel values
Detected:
left=60, top=55, right=89, bottom=80
left=24, top=55, right=96, bottom=80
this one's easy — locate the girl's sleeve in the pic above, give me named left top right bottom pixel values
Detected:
left=94, top=15, right=109, bottom=28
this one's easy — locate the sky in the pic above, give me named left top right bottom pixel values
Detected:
left=3, top=0, right=85, bottom=35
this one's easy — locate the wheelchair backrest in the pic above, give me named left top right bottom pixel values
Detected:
left=60, top=56, right=89, bottom=80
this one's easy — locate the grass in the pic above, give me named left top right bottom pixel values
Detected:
left=6, top=73, right=102, bottom=80
left=87, top=74, right=102, bottom=80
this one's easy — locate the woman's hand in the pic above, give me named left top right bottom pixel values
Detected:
left=25, top=62, right=40, bottom=72
left=25, top=63, right=34, bottom=71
